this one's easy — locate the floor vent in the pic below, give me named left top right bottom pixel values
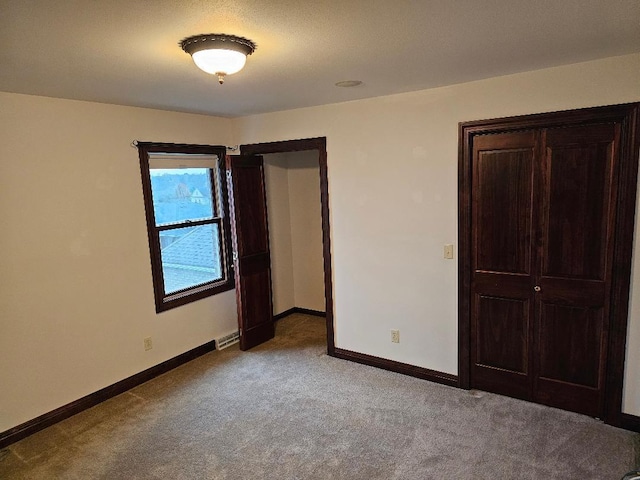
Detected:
left=215, top=331, right=240, bottom=350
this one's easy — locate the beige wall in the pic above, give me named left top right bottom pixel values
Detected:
left=232, top=53, right=640, bottom=415
left=264, top=154, right=295, bottom=314
left=287, top=151, right=324, bottom=312
left=626, top=172, right=640, bottom=415
left=264, top=151, right=324, bottom=314
left=0, top=93, right=238, bottom=431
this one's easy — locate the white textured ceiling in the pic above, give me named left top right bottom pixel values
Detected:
left=1, top=0, right=639, bottom=117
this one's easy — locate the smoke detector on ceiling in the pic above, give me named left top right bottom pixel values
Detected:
left=335, top=80, right=363, bottom=87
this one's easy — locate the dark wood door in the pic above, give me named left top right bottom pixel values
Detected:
left=470, top=130, right=538, bottom=401
left=226, top=154, right=274, bottom=350
left=470, top=122, right=620, bottom=417
left=534, top=123, right=619, bottom=416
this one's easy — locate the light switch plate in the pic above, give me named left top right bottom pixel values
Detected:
left=444, top=244, right=454, bottom=259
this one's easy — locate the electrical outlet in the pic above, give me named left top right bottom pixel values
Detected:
left=391, top=329, right=400, bottom=343
left=144, top=337, right=153, bottom=351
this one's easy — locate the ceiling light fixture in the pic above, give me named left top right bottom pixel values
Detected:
left=180, top=34, right=256, bottom=85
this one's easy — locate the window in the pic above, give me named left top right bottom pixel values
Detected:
left=136, top=142, right=233, bottom=312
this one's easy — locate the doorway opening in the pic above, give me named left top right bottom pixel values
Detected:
left=240, top=138, right=335, bottom=354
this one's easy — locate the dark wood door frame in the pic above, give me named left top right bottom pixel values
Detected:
left=458, top=103, right=640, bottom=427
left=240, top=137, right=335, bottom=354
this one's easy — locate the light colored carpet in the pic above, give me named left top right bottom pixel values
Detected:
left=1, top=313, right=638, bottom=479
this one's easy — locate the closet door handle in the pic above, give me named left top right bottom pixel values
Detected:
left=534, top=286, right=541, bottom=292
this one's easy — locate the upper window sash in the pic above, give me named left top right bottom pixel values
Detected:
left=148, top=156, right=222, bottom=227
left=147, top=153, right=219, bottom=168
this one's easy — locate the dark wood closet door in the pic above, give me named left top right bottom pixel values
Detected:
left=469, top=121, right=621, bottom=417
left=470, top=131, right=538, bottom=400
left=534, top=123, right=619, bottom=416
left=226, top=155, right=274, bottom=350
left=461, top=103, right=640, bottom=426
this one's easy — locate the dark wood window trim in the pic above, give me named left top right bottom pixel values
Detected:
left=458, top=103, right=640, bottom=427
left=239, top=137, right=336, bottom=354
left=137, top=142, right=234, bottom=312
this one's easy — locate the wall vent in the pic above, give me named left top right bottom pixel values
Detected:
left=215, top=331, right=240, bottom=350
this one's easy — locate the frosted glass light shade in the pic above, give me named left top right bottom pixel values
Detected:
left=180, top=34, right=256, bottom=84
left=192, top=49, right=247, bottom=75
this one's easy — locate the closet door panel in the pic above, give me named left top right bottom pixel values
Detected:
left=542, top=124, right=615, bottom=280
left=535, top=123, right=618, bottom=416
left=476, top=296, right=528, bottom=373
left=470, top=131, right=536, bottom=399
left=474, top=144, right=533, bottom=274
left=537, top=303, right=603, bottom=388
